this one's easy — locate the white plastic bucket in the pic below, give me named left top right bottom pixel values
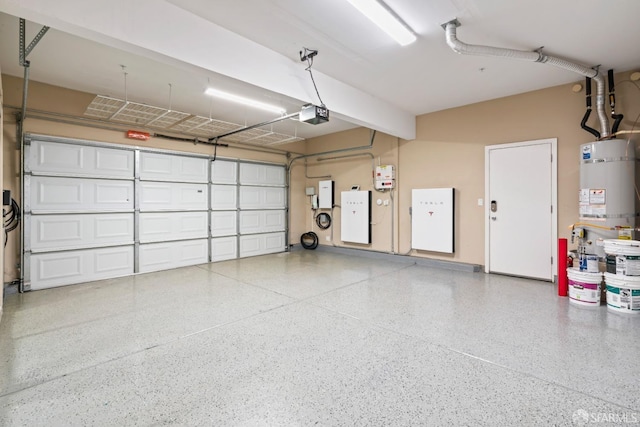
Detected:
left=603, top=239, right=640, bottom=276
left=604, top=272, right=640, bottom=315
left=567, top=268, right=602, bottom=307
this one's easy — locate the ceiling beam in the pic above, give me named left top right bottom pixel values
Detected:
left=0, top=0, right=416, bottom=139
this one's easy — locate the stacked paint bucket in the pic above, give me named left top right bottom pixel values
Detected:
left=567, top=249, right=603, bottom=308
left=603, top=239, right=640, bottom=315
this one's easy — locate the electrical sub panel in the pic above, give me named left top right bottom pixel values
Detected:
left=341, top=190, right=371, bottom=244
left=375, top=165, right=395, bottom=190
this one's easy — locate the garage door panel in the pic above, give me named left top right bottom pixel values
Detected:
left=139, top=212, right=208, bottom=243
left=36, top=179, right=81, bottom=205
left=140, top=182, right=208, bottom=211
left=264, top=211, right=286, bottom=230
left=31, top=213, right=134, bottom=251
left=31, top=177, right=133, bottom=212
left=94, top=248, right=133, bottom=274
left=211, top=211, right=237, bottom=237
left=239, top=187, right=285, bottom=209
left=28, top=140, right=133, bottom=178
left=239, top=235, right=261, bottom=256
left=36, top=253, right=83, bottom=281
left=264, top=189, right=285, bottom=207
left=265, top=167, right=285, bottom=185
left=211, top=160, right=237, bottom=184
left=239, top=210, right=285, bottom=234
left=239, top=211, right=261, bottom=233
left=239, top=163, right=284, bottom=186
left=211, top=185, right=237, bottom=210
left=32, top=141, right=82, bottom=171
left=30, top=246, right=134, bottom=290
left=211, top=236, right=237, bottom=261
left=95, top=216, right=133, bottom=239
left=239, top=232, right=285, bottom=258
left=179, top=185, right=207, bottom=206
left=140, top=152, right=208, bottom=183
left=239, top=163, right=261, bottom=184
left=141, top=154, right=172, bottom=176
left=180, top=214, right=207, bottom=233
left=238, top=187, right=260, bottom=208
left=264, top=233, right=285, bottom=252
left=95, top=182, right=135, bottom=205
left=139, top=239, right=208, bottom=273
left=178, top=157, right=208, bottom=182
left=94, top=149, right=133, bottom=176
left=35, top=217, right=82, bottom=246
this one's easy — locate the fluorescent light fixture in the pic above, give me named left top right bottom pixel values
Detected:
left=345, top=0, right=416, bottom=46
left=204, top=88, right=286, bottom=115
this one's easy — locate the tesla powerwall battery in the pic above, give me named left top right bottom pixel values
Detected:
left=411, top=188, right=455, bottom=253
left=318, top=180, right=334, bottom=209
left=341, top=190, right=371, bottom=244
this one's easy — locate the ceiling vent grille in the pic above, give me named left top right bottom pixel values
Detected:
left=84, top=95, right=304, bottom=146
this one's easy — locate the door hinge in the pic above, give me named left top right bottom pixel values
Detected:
left=551, top=205, right=553, bottom=213
left=551, top=256, right=554, bottom=265
left=551, top=153, right=553, bottom=162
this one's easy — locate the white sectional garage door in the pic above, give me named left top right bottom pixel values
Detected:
left=237, top=163, right=286, bottom=258
left=22, top=134, right=288, bottom=290
left=210, top=160, right=238, bottom=261
left=138, top=151, right=209, bottom=273
left=210, top=160, right=286, bottom=260
left=25, top=138, right=135, bottom=290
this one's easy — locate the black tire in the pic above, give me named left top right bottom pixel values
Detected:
left=300, top=231, right=319, bottom=250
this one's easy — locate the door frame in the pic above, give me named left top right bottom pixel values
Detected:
left=484, top=138, right=558, bottom=281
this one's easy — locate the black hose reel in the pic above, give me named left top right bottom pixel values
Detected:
left=300, top=231, right=319, bottom=250
left=315, top=212, right=331, bottom=230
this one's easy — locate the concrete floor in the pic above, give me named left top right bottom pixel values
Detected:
left=0, top=250, right=639, bottom=426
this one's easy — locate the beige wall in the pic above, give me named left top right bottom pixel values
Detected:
left=292, top=128, right=400, bottom=252
left=304, top=71, right=640, bottom=266
left=1, top=74, right=307, bottom=282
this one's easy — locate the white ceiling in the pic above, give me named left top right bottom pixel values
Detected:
left=1, top=0, right=639, bottom=142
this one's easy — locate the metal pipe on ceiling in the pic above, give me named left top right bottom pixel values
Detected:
left=443, top=19, right=610, bottom=139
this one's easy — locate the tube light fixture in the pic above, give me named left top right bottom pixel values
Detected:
left=345, top=0, right=416, bottom=46
left=204, top=88, right=286, bottom=115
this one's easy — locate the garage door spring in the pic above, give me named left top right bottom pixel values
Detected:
left=315, top=212, right=331, bottom=230
left=300, top=231, right=319, bottom=250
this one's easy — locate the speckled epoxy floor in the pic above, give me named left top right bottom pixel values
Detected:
left=1, top=251, right=639, bottom=426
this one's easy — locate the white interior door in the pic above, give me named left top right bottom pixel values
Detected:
left=485, top=139, right=557, bottom=281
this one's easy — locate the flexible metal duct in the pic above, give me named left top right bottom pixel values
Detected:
left=444, top=20, right=610, bottom=138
